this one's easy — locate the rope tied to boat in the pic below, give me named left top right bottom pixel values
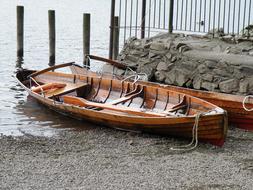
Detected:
left=170, top=112, right=204, bottom=151
left=243, top=95, right=253, bottom=112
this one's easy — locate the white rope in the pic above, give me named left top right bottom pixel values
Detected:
left=170, top=113, right=203, bottom=151
left=243, top=95, right=253, bottom=112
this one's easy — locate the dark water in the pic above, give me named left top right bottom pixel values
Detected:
left=0, top=0, right=111, bottom=136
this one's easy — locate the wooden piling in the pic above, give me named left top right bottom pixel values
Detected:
left=17, top=6, right=24, bottom=57
left=48, top=10, right=56, bottom=65
left=83, top=13, right=90, bottom=66
left=109, top=0, right=116, bottom=59
left=141, top=0, right=146, bottom=39
left=112, top=16, right=119, bottom=60
left=168, top=0, right=174, bottom=33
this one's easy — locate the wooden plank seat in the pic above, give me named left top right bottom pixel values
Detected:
left=63, top=95, right=167, bottom=117
left=108, top=85, right=144, bottom=105
left=32, top=82, right=88, bottom=98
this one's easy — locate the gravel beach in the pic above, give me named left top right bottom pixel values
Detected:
left=0, top=125, right=252, bottom=190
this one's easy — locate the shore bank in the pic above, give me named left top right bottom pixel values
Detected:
left=110, top=33, right=253, bottom=95
left=0, top=126, right=252, bottom=189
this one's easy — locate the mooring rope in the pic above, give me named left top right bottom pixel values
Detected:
left=170, top=112, right=203, bottom=151
left=243, top=95, right=253, bottom=112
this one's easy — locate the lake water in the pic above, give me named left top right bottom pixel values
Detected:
left=0, top=0, right=112, bottom=136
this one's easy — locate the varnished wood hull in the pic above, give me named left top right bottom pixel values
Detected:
left=71, top=64, right=253, bottom=131
left=16, top=69, right=228, bottom=147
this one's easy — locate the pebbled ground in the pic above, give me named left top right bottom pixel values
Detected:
left=0, top=126, right=252, bottom=190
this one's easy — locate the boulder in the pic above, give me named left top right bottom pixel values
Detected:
left=219, top=79, right=239, bottom=93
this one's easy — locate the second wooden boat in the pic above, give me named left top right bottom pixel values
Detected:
left=16, top=63, right=228, bottom=147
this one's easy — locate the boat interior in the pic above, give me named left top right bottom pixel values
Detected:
left=17, top=69, right=218, bottom=118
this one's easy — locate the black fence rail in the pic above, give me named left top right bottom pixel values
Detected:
left=109, top=0, right=253, bottom=58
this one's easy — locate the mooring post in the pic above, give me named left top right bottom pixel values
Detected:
left=168, top=0, right=174, bottom=33
left=83, top=13, right=91, bottom=66
left=17, top=6, right=24, bottom=57
left=112, top=16, right=119, bottom=60
left=48, top=10, right=56, bottom=65
left=109, top=0, right=116, bottom=59
left=141, top=0, right=146, bottom=39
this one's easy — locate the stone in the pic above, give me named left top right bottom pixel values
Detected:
left=205, top=60, right=218, bottom=69
left=125, top=55, right=139, bottom=62
left=213, top=68, right=231, bottom=77
left=197, top=64, right=208, bottom=74
left=102, top=64, right=125, bottom=76
left=150, top=42, right=165, bottom=51
left=165, top=52, right=172, bottom=60
left=175, top=42, right=187, bottom=49
left=239, top=66, right=253, bottom=75
left=193, top=76, right=202, bottom=89
left=155, top=71, right=166, bottom=82
left=174, top=69, right=191, bottom=86
left=148, top=52, right=158, bottom=59
left=179, top=45, right=191, bottom=53
left=201, top=81, right=218, bottom=91
left=201, top=73, right=214, bottom=82
left=239, top=80, right=249, bottom=94
left=181, top=61, right=198, bottom=71
left=156, top=62, right=168, bottom=71
left=171, top=56, right=177, bottom=63
left=233, top=68, right=245, bottom=79
left=219, top=79, right=239, bottom=93
left=165, top=71, right=176, bottom=84
left=164, top=42, right=172, bottom=50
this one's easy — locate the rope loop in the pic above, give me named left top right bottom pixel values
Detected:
left=243, top=95, right=253, bottom=112
left=170, top=112, right=204, bottom=151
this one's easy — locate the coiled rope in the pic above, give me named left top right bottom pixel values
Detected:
left=170, top=113, right=203, bottom=151
left=243, top=95, right=253, bottom=112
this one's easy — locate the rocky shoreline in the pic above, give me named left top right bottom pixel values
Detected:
left=111, top=32, right=253, bottom=95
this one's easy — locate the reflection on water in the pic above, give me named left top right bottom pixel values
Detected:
left=0, top=0, right=110, bottom=137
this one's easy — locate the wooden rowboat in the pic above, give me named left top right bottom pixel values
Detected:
left=16, top=64, right=227, bottom=147
left=70, top=55, right=253, bottom=131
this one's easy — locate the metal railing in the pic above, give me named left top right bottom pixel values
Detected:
left=111, top=0, right=252, bottom=39
left=109, top=0, right=253, bottom=58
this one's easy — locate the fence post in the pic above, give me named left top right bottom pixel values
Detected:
left=112, top=16, right=119, bottom=60
left=83, top=13, right=91, bottom=66
left=141, top=0, right=146, bottom=39
left=109, top=0, right=116, bottom=59
left=48, top=10, right=56, bottom=65
left=17, top=6, right=24, bottom=58
left=168, top=0, right=174, bottom=33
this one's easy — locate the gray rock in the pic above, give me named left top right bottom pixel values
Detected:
left=175, top=42, right=187, bottom=49
left=156, top=62, right=168, bottom=71
left=205, top=60, right=218, bottom=69
left=233, top=68, right=245, bottom=80
left=102, top=64, right=125, bottom=76
left=125, top=55, right=139, bottom=62
left=201, top=73, right=214, bottom=82
left=154, top=71, right=166, bottom=82
left=193, top=76, right=202, bottom=89
left=165, top=71, right=176, bottom=84
left=239, top=80, right=249, bottom=94
left=150, top=42, right=166, bottom=52
left=239, top=66, right=253, bottom=75
left=173, top=69, right=191, bottom=86
left=219, top=79, right=239, bottom=93
left=181, top=61, right=198, bottom=71
left=171, top=56, right=177, bottom=63
left=198, top=64, right=208, bottom=74
left=201, top=81, right=218, bottom=91
left=165, top=52, right=172, bottom=60
left=213, top=68, right=231, bottom=77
